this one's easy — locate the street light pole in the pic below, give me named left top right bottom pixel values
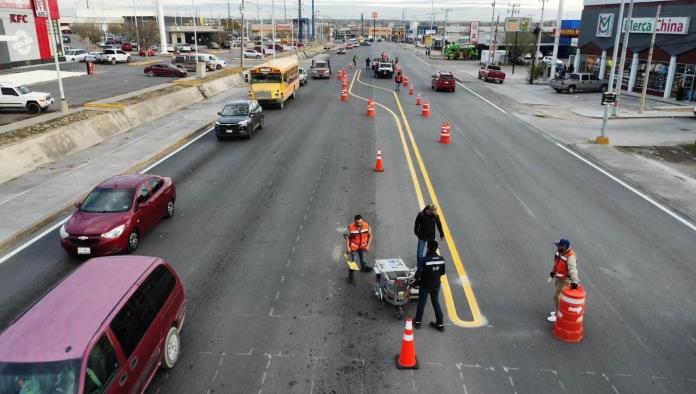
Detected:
left=240, top=0, right=245, bottom=69
left=192, top=0, right=199, bottom=63
left=490, top=0, right=496, bottom=62
left=44, top=0, right=67, bottom=112
left=549, top=0, right=564, bottom=80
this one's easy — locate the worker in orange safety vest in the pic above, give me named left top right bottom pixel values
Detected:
left=344, top=215, right=373, bottom=284
left=547, top=238, right=579, bottom=322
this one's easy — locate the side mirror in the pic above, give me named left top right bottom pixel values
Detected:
left=74, top=201, right=82, bottom=209
left=137, top=195, right=148, bottom=204
left=217, top=111, right=221, bottom=115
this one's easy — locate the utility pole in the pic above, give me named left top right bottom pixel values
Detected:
left=240, top=0, right=245, bottom=69
left=361, top=13, right=364, bottom=38
left=614, top=0, right=635, bottom=114
left=549, top=0, right=564, bottom=79
left=272, top=0, right=276, bottom=59
left=298, top=0, right=303, bottom=44
left=227, top=0, right=232, bottom=63
left=157, top=0, right=167, bottom=59
left=531, top=0, right=547, bottom=82
left=45, top=1, right=67, bottom=112
left=311, top=0, right=315, bottom=41
left=428, top=0, right=434, bottom=56
left=508, top=2, right=520, bottom=74
left=492, top=15, right=500, bottom=63
left=599, top=0, right=625, bottom=142
left=442, top=8, right=451, bottom=55
left=639, top=4, right=661, bottom=113
left=193, top=0, right=199, bottom=63
left=490, top=0, right=496, bottom=62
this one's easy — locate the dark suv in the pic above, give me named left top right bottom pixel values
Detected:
left=215, top=100, right=264, bottom=140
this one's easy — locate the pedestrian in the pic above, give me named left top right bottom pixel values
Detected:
left=345, top=215, right=373, bottom=284
left=394, top=71, right=403, bottom=92
left=414, top=204, right=444, bottom=265
left=365, top=57, right=371, bottom=70
left=352, top=55, right=357, bottom=67
left=394, top=56, right=399, bottom=66
left=413, top=240, right=445, bottom=331
left=547, top=239, right=579, bottom=322
left=568, top=63, right=574, bottom=74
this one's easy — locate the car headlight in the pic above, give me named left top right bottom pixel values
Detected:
left=101, top=224, right=125, bottom=239
left=238, top=120, right=249, bottom=127
left=215, top=121, right=221, bottom=126
left=59, top=224, right=69, bottom=239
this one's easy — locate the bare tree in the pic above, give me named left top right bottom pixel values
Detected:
left=70, top=23, right=103, bottom=46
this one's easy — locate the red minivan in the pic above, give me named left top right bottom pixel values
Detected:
left=0, top=256, right=185, bottom=393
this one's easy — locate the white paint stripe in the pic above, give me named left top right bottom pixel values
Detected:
left=410, top=53, right=506, bottom=113
left=0, top=127, right=214, bottom=266
left=560, top=295, right=585, bottom=305
left=555, top=143, right=696, bottom=233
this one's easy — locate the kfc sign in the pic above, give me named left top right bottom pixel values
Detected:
left=9, top=14, right=29, bottom=23
left=33, top=0, right=48, bottom=17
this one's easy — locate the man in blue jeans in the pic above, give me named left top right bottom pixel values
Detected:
left=414, top=204, right=444, bottom=265
left=414, top=240, right=445, bottom=331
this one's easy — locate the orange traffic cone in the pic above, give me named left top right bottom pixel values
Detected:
left=421, top=101, right=430, bottom=117
left=395, top=318, right=418, bottom=369
left=340, top=88, right=348, bottom=102
left=409, top=85, right=414, bottom=96
left=341, top=78, right=347, bottom=89
left=349, top=63, right=353, bottom=70
left=439, top=121, right=451, bottom=144
left=416, top=93, right=422, bottom=106
left=374, top=148, right=384, bottom=172
left=402, top=75, right=409, bottom=87
left=367, top=99, right=376, bottom=117
left=337, top=70, right=343, bottom=80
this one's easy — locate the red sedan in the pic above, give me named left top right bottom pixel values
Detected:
left=139, top=46, right=157, bottom=56
left=60, top=174, right=176, bottom=257
left=144, top=63, right=188, bottom=77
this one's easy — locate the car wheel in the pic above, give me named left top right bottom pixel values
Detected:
left=161, top=326, right=180, bottom=369
left=110, top=58, right=116, bottom=65
left=567, top=85, right=576, bottom=94
left=26, top=102, right=41, bottom=114
left=216, top=65, right=222, bottom=70
left=600, top=84, right=608, bottom=93
left=259, top=116, right=264, bottom=129
left=148, top=71, right=155, bottom=77
left=126, top=229, right=139, bottom=252
left=256, top=55, right=261, bottom=59
left=165, top=199, right=175, bottom=218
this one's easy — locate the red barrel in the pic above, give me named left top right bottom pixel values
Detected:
left=86, top=61, right=95, bottom=75
left=552, top=284, right=585, bottom=343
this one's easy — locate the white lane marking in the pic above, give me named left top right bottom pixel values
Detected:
left=410, top=53, right=506, bottom=113
left=555, top=143, right=696, bottom=233
left=0, top=127, right=214, bottom=266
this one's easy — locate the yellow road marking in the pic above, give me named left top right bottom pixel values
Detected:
left=84, top=102, right=127, bottom=110
left=350, top=69, right=486, bottom=328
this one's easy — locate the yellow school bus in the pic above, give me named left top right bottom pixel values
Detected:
left=248, top=56, right=299, bottom=109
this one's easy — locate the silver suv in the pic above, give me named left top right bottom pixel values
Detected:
left=550, top=73, right=608, bottom=94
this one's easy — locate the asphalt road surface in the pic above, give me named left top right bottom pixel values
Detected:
left=1, top=43, right=695, bottom=393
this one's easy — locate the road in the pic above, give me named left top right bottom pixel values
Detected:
left=1, top=43, right=695, bottom=393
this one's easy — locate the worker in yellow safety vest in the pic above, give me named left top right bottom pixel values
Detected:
left=547, top=238, right=579, bottom=322
left=344, top=215, right=373, bottom=283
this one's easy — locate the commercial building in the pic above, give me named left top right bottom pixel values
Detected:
left=578, top=0, right=696, bottom=100
left=0, top=0, right=61, bottom=70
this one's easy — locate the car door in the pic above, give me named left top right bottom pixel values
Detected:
left=0, top=87, right=20, bottom=108
left=82, top=333, right=122, bottom=394
left=579, top=74, right=589, bottom=91
left=147, top=176, right=167, bottom=224
left=589, top=75, right=601, bottom=91
left=134, top=182, right=157, bottom=233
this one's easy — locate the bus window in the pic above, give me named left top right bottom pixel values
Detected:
left=251, top=72, right=282, bottom=83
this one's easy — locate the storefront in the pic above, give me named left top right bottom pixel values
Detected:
left=0, top=0, right=60, bottom=70
left=577, top=0, right=696, bottom=100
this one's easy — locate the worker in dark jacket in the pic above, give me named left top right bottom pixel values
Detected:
left=414, top=204, right=444, bottom=265
left=414, top=240, right=445, bottom=331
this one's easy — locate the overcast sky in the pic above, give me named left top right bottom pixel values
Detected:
left=63, top=0, right=585, bottom=21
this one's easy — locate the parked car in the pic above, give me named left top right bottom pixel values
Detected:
left=478, top=64, right=506, bottom=83
left=337, top=47, right=346, bottom=54
left=0, top=82, right=53, bottom=113
left=98, top=49, right=131, bottom=64
left=346, top=43, right=354, bottom=49
left=244, top=49, right=262, bottom=59
left=176, top=44, right=192, bottom=52
left=215, top=99, right=264, bottom=140
left=282, top=44, right=297, bottom=51
left=550, top=73, right=608, bottom=94
left=84, top=52, right=100, bottom=62
left=267, top=44, right=283, bottom=52
left=511, top=56, right=530, bottom=65
left=207, top=41, right=221, bottom=49
left=299, top=67, right=308, bottom=86
left=145, top=63, right=188, bottom=77
left=374, top=62, right=394, bottom=78
left=0, top=255, right=185, bottom=394
left=431, top=71, right=456, bottom=92
left=172, top=54, right=216, bottom=72
left=59, top=174, right=176, bottom=256
left=64, top=48, right=88, bottom=62
left=121, top=42, right=138, bottom=51
left=542, top=56, right=564, bottom=66
left=360, top=41, right=371, bottom=46
left=139, top=46, right=157, bottom=56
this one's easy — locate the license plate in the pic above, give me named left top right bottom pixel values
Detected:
left=77, top=247, right=91, bottom=255
left=226, top=129, right=234, bottom=133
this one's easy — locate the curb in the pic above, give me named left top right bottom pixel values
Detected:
left=0, top=121, right=214, bottom=256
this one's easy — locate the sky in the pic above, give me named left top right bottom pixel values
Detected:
left=62, top=0, right=585, bottom=21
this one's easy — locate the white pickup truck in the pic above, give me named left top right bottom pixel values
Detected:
left=97, top=49, right=131, bottom=64
left=0, top=82, right=54, bottom=113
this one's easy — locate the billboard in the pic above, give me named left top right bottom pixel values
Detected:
left=622, top=17, right=690, bottom=34
left=504, top=17, right=531, bottom=32
left=470, top=21, right=479, bottom=44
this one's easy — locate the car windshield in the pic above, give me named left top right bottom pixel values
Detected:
left=80, top=188, right=135, bottom=213
left=0, top=359, right=80, bottom=394
left=221, top=104, right=249, bottom=116
left=17, top=86, right=30, bottom=94
left=251, top=72, right=282, bottom=83
left=66, top=50, right=76, bottom=55
left=314, top=62, right=328, bottom=68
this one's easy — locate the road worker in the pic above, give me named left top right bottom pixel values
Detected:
left=413, top=240, right=445, bottom=331
left=547, top=238, right=579, bottom=322
left=345, top=215, right=373, bottom=283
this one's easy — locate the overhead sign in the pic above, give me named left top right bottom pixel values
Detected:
left=622, top=17, right=690, bottom=34
left=32, top=0, right=48, bottom=17
left=505, top=17, right=531, bottom=32
left=596, top=13, right=615, bottom=37
left=470, top=21, right=479, bottom=44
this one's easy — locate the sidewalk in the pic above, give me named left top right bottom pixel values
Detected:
left=0, top=85, right=247, bottom=251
